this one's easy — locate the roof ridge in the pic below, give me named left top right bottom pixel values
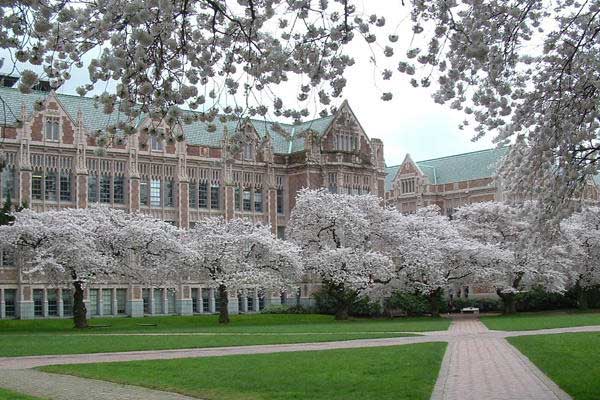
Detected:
left=416, top=146, right=508, bottom=164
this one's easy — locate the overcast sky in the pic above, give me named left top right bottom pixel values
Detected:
left=0, top=0, right=496, bottom=167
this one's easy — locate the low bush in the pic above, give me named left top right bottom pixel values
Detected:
left=313, top=289, right=382, bottom=318
left=384, top=292, right=429, bottom=316
left=260, top=304, right=313, bottom=314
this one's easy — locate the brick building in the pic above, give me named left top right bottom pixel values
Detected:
left=0, top=84, right=386, bottom=320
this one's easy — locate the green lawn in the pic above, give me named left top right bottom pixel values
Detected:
left=0, top=388, right=44, bottom=400
left=480, top=311, right=600, bottom=331
left=0, top=314, right=450, bottom=357
left=41, top=343, right=447, bottom=400
left=509, top=333, right=600, bottom=400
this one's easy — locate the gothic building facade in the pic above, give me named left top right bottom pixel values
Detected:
left=0, top=84, right=386, bottom=320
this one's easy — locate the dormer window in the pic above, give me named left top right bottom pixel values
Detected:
left=45, top=116, right=60, bottom=142
left=333, top=132, right=358, bottom=152
left=242, top=143, right=254, bottom=160
left=150, top=136, right=164, bottom=151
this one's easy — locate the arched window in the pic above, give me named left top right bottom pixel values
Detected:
left=45, top=116, right=60, bottom=142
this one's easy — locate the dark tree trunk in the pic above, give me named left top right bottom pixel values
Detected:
left=497, top=289, right=517, bottom=315
left=428, top=290, right=441, bottom=318
left=575, top=281, right=589, bottom=310
left=324, top=281, right=357, bottom=321
left=73, top=281, right=88, bottom=329
left=335, top=303, right=350, bottom=321
left=218, top=284, right=230, bottom=324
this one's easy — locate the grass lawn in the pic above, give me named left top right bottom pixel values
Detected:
left=0, top=388, right=44, bottom=400
left=0, top=314, right=450, bottom=357
left=41, top=343, right=447, bottom=400
left=508, top=333, right=600, bottom=400
left=480, top=311, right=600, bottom=331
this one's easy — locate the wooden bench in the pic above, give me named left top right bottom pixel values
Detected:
left=461, top=307, right=480, bottom=314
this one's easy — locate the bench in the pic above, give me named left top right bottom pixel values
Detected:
left=461, top=307, right=480, bottom=314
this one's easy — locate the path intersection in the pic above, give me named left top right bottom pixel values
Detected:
left=1, top=315, right=599, bottom=400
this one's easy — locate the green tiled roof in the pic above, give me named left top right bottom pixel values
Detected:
left=385, top=147, right=509, bottom=191
left=0, top=86, right=335, bottom=154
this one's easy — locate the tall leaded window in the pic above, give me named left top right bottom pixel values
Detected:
left=242, top=143, right=254, bottom=160
left=254, top=189, right=263, bottom=213
left=32, top=171, right=43, bottom=200
left=62, top=289, right=73, bottom=316
left=210, top=183, right=220, bottom=209
left=150, top=179, right=162, bottom=207
left=235, top=187, right=241, bottom=211
left=243, top=188, right=252, bottom=211
left=199, top=182, right=208, bottom=208
left=99, top=174, right=111, bottom=203
left=333, top=132, right=358, bottom=152
left=0, top=248, right=14, bottom=268
left=140, top=181, right=149, bottom=206
left=150, top=136, right=164, bottom=151
left=189, top=183, right=198, bottom=209
left=88, top=175, right=98, bottom=203
left=44, top=171, right=57, bottom=201
left=328, top=173, right=337, bottom=193
left=165, top=179, right=175, bottom=207
left=45, top=116, right=60, bottom=142
left=59, top=172, right=71, bottom=202
left=276, top=188, right=284, bottom=214
left=4, top=289, right=16, bottom=317
left=400, top=178, right=416, bottom=194
left=87, top=159, right=127, bottom=206
left=114, top=176, right=125, bottom=204
left=102, top=289, right=113, bottom=315
left=0, top=165, right=16, bottom=201
left=47, top=289, right=58, bottom=316
left=33, top=289, right=44, bottom=317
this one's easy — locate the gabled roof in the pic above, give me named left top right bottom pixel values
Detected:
left=0, top=86, right=336, bottom=155
left=385, top=147, right=509, bottom=191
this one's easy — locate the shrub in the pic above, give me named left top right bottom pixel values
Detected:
left=384, top=292, right=429, bottom=316
left=313, top=289, right=382, bottom=318
left=515, top=287, right=575, bottom=312
left=260, top=304, right=313, bottom=314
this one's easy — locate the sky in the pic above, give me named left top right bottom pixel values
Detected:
left=0, top=0, right=496, bottom=167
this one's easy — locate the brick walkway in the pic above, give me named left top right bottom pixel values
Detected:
left=430, top=317, right=573, bottom=400
left=1, top=319, right=599, bottom=399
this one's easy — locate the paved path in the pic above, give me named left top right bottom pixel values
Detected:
left=430, top=318, right=574, bottom=400
left=1, top=318, right=599, bottom=400
left=0, top=369, right=198, bottom=400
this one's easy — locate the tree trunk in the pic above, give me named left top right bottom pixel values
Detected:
left=497, top=290, right=517, bottom=315
left=73, top=281, right=88, bottom=329
left=428, top=290, right=441, bottom=318
left=575, top=281, right=588, bottom=310
left=335, top=303, right=350, bottom=320
left=218, top=284, right=230, bottom=324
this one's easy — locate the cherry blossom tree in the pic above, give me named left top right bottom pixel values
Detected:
left=180, top=217, right=302, bottom=324
left=454, top=201, right=568, bottom=314
left=561, top=207, right=600, bottom=309
left=287, top=188, right=393, bottom=320
left=380, top=206, right=495, bottom=317
left=0, top=207, right=183, bottom=328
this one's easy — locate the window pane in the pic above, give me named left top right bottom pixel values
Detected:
left=100, top=175, right=111, bottom=203
left=47, top=289, right=58, bottom=316
left=1, top=248, right=14, bottom=267
left=116, top=289, right=127, bottom=314
left=202, top=289, right=209, bottom=313
left=254, top=189, right=263, bottom=213
left=153, top=288, right=164, bottom=314
left=1, top=166, right=15, bottom=201
left=191, top=288, right=200, bottom=313
left=112, top=176, right=124, bottom=204
left=189, top=183, right=198, bottom=209
left=4, top=289, right=16, bottom=317
left=62, top=289, right=73, bottom=317
left=44, top=172, right=57, bottom=201
left=165, top=179, right=174, bottom=207
left=88, top=175, right=98, bottom=203
left=142, top=288, right=150, bottom=314
left=235, top=187, right=241, bottom=211
left=60, top=172, right=72, bottom=202
left=167, top=290, right=176, bottom=314
left=89, top=289, right=99, bottom=316
left=32, top=172, right=43, bottom=200
left=52, top=120, right=60, bottom=141
left=199, top=182, right=208, bottom=208
left=102, top=289, right=113, bottom=315
left=140, top=181, right=149, bottom=206
left=150, top=179, right=161, bottom=207
left=243, top=189, right=251, bottom=211
left=210, top=184, right=220, bottom=209
left=33, top=289, right=44, bottom=317
left=277, top=188, right=284, bottom=214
